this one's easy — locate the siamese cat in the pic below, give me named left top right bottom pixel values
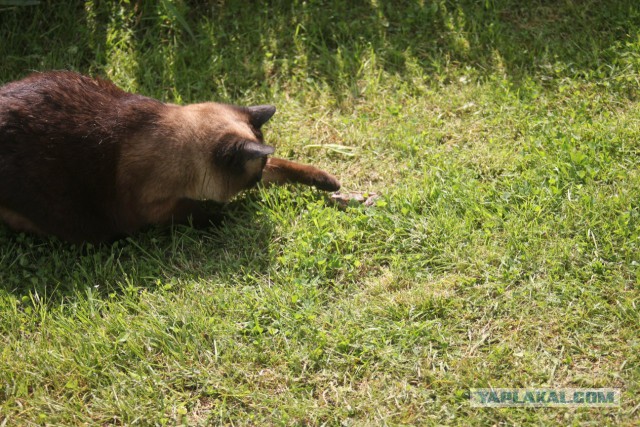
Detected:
left=0, top=71, right=340, bottom=243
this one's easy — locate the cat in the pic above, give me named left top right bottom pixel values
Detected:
left=0, top=71, right=340, bottom=243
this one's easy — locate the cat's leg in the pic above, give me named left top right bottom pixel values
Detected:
left=166, top=199, right=222, bottom=228
left=0, top=206, right=44, bottom=235
left=0, top=204, right=114, bottom=243
left=261, top=157, right=340, bottom=191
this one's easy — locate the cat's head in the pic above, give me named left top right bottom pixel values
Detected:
left=170, top=102, right=278, bottom=202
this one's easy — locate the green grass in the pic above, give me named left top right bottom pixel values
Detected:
left=1, top=0, right=639, bottom=425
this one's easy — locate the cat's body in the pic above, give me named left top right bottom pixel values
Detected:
left=0, top=71, right=339, bottom=243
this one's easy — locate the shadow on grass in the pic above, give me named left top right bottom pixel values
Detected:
left=1, top=1, right=639, bottom=99
left=0, top=196, right=274, bottom=303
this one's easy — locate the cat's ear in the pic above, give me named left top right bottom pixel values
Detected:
left=241, top=140, right=275, bottom=160
left=247, top=105, right=276, bottom=128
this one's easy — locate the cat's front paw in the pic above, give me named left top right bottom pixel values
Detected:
left=312, top=171, right=341, bottom=192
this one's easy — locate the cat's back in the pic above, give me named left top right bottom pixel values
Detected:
left=0, top=70, right=165, bottom=169
left=0, top=70, right=127, bottom=104
left=0, top=72, right=164, bottom=242
left=0, top=71, right=134, bottom=131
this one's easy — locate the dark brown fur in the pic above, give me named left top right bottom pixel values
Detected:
left=0, top=71, right=340, bottom=243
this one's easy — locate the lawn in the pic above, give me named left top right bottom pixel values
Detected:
left=0, top=0, right=639, bottom=425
